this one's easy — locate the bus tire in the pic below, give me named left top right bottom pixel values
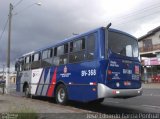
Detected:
left=55, top=84, right=68, bottom=105
left=24, top=84, right=30, bottom=98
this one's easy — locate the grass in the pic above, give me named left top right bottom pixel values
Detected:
left=0, top=84, right=5, bottom=88
left=9, top=106, right=38, bottom=119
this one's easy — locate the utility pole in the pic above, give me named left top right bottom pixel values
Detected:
left=6, top=3, right=13, bottom=94
left=2, top=65, right=5, bottom=80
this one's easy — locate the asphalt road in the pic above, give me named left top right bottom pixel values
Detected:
left=65, top=88, right=160, bottom=114
left=34, top=88, right=160, bottom=118
left=1, top=84, right=160, bottom=119
left=28, top=88, right=160, bottom=115
left=102, top=88, right=160, bottom=113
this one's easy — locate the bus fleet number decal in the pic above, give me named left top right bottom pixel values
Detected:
left=81, top=69, right=96, bottom=77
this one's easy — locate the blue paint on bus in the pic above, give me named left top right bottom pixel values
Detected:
left=16, top=27, right=142, bottom=103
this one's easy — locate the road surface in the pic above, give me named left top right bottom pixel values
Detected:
left=0, top=84, right=160, bottom=119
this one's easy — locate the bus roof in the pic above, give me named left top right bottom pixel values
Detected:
left=109, top=28, right=137, bottom=40
left=19, top=27, right=103, bottom=58
left=18, top=26, right=137, bottom=58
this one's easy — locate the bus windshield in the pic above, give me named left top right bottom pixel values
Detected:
left=108, top=31, right=138, bottom=58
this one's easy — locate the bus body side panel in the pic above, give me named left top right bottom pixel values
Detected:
left=30, top=61, right=98, bottom=102
left=28, top=61, right=99, bottom=102
left=32, top=67, right=56, bottom=96
left=31, top=68, right=43, bottom=95
left=16, top=72, right=22, bottom=92
left=65, top=61, right=98, bottom=102
left=16, top=70, right=32, bottom=92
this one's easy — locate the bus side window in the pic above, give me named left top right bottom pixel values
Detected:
left=42, top=50, right=48, bottom=67
left=48, top=49, right=53, bottom=58
left=69, top=38, right=86, bottom=63
left=21, top=58, right=24, bottom=71
left=31, top=52, right=41, bottom=69
left=82, top=38, right=85, bottom=50
left=86, top=34, right=96, bottom=60
left=20, top=64, right=22, bottom=72
left=32, top=55, right=34, bottom=62
left=70, top=42, right=73, bottom=52
left=41, top=49, right=53, bottom=68
left=53, top=47, right=59, bottom=66
left=54, top=47, right=57, bottom=56
left=16, top=61, right=22, bottom=72
left=64, top=43, right=68, bottom=54
left=73, top=40, right=81, bottom=51
left=57, top=44, right=68, bottom=65
left=42, top=50, right=48, bottom=59
left=24, top=55, right=31, bottom=71
left=15, top=61, right=20, bottom=72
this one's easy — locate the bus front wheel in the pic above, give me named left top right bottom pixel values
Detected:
left=24, top=84, right=30, bottom=98
left=55, top=84, right=68, bottom=105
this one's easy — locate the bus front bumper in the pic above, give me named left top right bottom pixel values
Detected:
left=97, top=83, right=142, bottom=98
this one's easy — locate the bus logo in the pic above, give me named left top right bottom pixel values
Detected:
left=60, top=66, right=71, bottom=78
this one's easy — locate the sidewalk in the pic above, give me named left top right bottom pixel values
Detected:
left=142, top=83, right=160, bottom=89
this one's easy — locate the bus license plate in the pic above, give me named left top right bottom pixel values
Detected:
left=124, top=81, right=131, bottom=86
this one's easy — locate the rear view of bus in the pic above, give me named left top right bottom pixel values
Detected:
left=97, top=26, right=142, bottom=99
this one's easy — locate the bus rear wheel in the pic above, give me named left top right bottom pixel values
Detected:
left=55, top=84, right=68, bottom=105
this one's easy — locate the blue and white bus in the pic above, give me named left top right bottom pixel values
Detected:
left=15, top=24, right=142, bottom=104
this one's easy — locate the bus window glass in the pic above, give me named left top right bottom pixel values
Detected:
left=42, top=50, right=48, bottom=59
left=59, top=55, right=68, bottom=65
left=34, top=53, right=39, bottom=61
left=82, top=38, right=85, bottom=49
left=108, top=31, right=138, bottom=57
left=70, top=42, right=73, bottom=52
left=25, top=56, right=30, bottom=63
left=19, top=58, right=24, bottom=71
left=64, top=43, right=68, bottom=54
left=87, top=34, right=95, bottom=50
left=53, top=57, right=60, bottom=66
left=48, top=49, right=53, bottom=58
left=86, top=34, right=95, bottom=60
left=54, top=47, right=57, bottom=56
left=73, top=40, right=81, bottom=51
left=42, top=49, right=53, bottom=68
left=32, top=55, right=34, bottom=62
left=69, top=51, right=85, bottom=63
left=20, top=64, right=22, bottom=71
left=57, top=46, right=64, bottom=56
left=31, top=53, right=41, bottom=69
left=126, top=45, right=132, bottom=57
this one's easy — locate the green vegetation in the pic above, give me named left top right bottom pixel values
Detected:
left=9, top=106, right=38, bottom=119
left=0, top=84, right=5, bottom=88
